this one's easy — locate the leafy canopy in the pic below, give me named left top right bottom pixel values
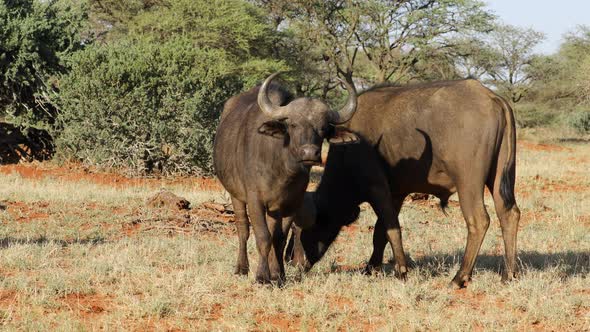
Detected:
left=0, top=0, right=87, bottom=129
left=55, top=0, right=286, bottom=174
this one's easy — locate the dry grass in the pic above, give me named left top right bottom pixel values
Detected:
left=0, top=140, right=589, bottom=331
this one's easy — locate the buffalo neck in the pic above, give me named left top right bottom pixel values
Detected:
left=314, top=145, right=363, bottom=226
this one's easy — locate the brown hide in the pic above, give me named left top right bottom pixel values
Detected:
left=293, top=79, right=520, bottom=288
left=213, top=77, right=359, bottom=284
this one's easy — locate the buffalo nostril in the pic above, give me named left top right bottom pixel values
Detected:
left=301, top=146, right=320, bottom=160
left=310, top=149, right=320, bottom=158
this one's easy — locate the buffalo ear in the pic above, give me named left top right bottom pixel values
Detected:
left=328, top=126, right=359, bottom=145
left=258, top=120, right=287, bottom=138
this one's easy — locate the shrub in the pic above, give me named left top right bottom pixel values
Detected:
left=54, top=38, right=278, bottom=175
left=52, top=0, right=288, bottom=175
left=513, top=103, right=558, bottom=128
left=0, top=0, right=87, bottom=129
left=567, top=109, right=590, bottom=134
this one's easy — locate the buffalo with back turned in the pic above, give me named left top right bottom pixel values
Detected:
left=213, top=73, right=360, bottom=284
left=291, top=79, right=521, bottom=288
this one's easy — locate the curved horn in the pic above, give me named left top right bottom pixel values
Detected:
left=330, top=78, right=358, bottom=124
left=257, top=72, right=287, bottom=118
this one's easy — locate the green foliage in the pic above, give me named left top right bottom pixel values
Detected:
left=7, top=0, right=587, bottom=172
left=576, top=56, right=590, bottom=105
left=55, top=39, right=232, bottom=174
left=87, top=0, right=165, bottom=38
left=452, top=38, right=497, bottom=79
left=566, top=110, right=590, bottom=134
left=485, top=24, right=545, bottom=103
left=522, top=25, right=590, bottom=132
left=273, top=0, right=494, bottom=88
left=527, top=26, right=590, bottom=104
left=513, top=103, right=557, bottom=128
left=54, top=0, right=286, bottom=175
left=0, top=0, right=87, bottom=129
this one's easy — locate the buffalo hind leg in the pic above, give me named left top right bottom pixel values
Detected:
left=365, top=218, right=386, bottom=274
left=247, top=199, right=272, bottom=284
left=452, top=182, right=491, bottom=288
left=232, top=197, right=250, bottom=275
left=487, top=183, right=521, bottom=283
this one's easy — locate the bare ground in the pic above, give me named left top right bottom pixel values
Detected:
left=0, top=140, right=588, bottom=331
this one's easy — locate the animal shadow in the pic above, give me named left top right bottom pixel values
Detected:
left=0, top=236, right=106, bottom=249
left=331, top=250, right=589, bottom=280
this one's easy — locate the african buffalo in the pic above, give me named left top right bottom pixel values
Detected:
left=290, top=79, right=521, bottom=288
left=213, top=73, right=360, bottom=283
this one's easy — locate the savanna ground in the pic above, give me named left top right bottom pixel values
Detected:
left=0, top=135, right=589, bottom=331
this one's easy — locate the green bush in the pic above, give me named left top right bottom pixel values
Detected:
left=54, top=38, right=268, bottom=175
left=53, top=0, right=287, bottom=175
left=0, top=0, right=87, bottom=129
left=514, top=103, right=558, bottom=128
left=566, top=109, right=590, bottom=134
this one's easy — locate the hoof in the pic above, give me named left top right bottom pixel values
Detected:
left=449, top=274, right=471, bottom=289
left=293, top=271, right=304, bottom=283
left=361, top=263, right=383, bottom=276
left=501, top=271, right=518, bottom=284
left=270, top=278, right=285, bottom=288
left=234, top=266, right=249, bottom=276
left=255, top=268, right=271, bottom=284
left=394, top=264, right=408, bottom=281
left=395, top=271, right=408, bottom=281
left=270, top=273, right=285, bottom=287
left=448, top=280, right=464, bottom=290
left=364, top=257, right=384, bottom=275
left=362, top=264, right=381, bottom=276
left=255, top=276, right=272, bottom=285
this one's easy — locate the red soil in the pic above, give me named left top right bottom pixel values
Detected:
left=122, top=221, right=142, bottom=237
left=0, top=290, right=18, bottom=308
left=518, top=141, right=573, bottom=152
left=0, top=163, right=223, bottom=191
left=255, top=311, right=309, bottom=332
left=60, top=293, right=112, bottom=317
left=128, top=319, right=188, bottom=332
left=330, top=264, right=365, bottom=274
left=530, top=175, right=587, bottom=193
left=206, top=303, right=224, bottom=321
left=327, top=295, right=354, bottom=310
left=4, top=200, right=50, bottom=223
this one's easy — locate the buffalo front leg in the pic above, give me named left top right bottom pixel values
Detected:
left=247, top=199, right=272, bottom=284
left=384, top=222, right=408, bottom=279
left=367, top=197, right=404, bottom=274
left=232, top=197, right=250, bottom=275
left=370, top=193, right=407, bottom=279
left=365, top=218, right=386, bottom=273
